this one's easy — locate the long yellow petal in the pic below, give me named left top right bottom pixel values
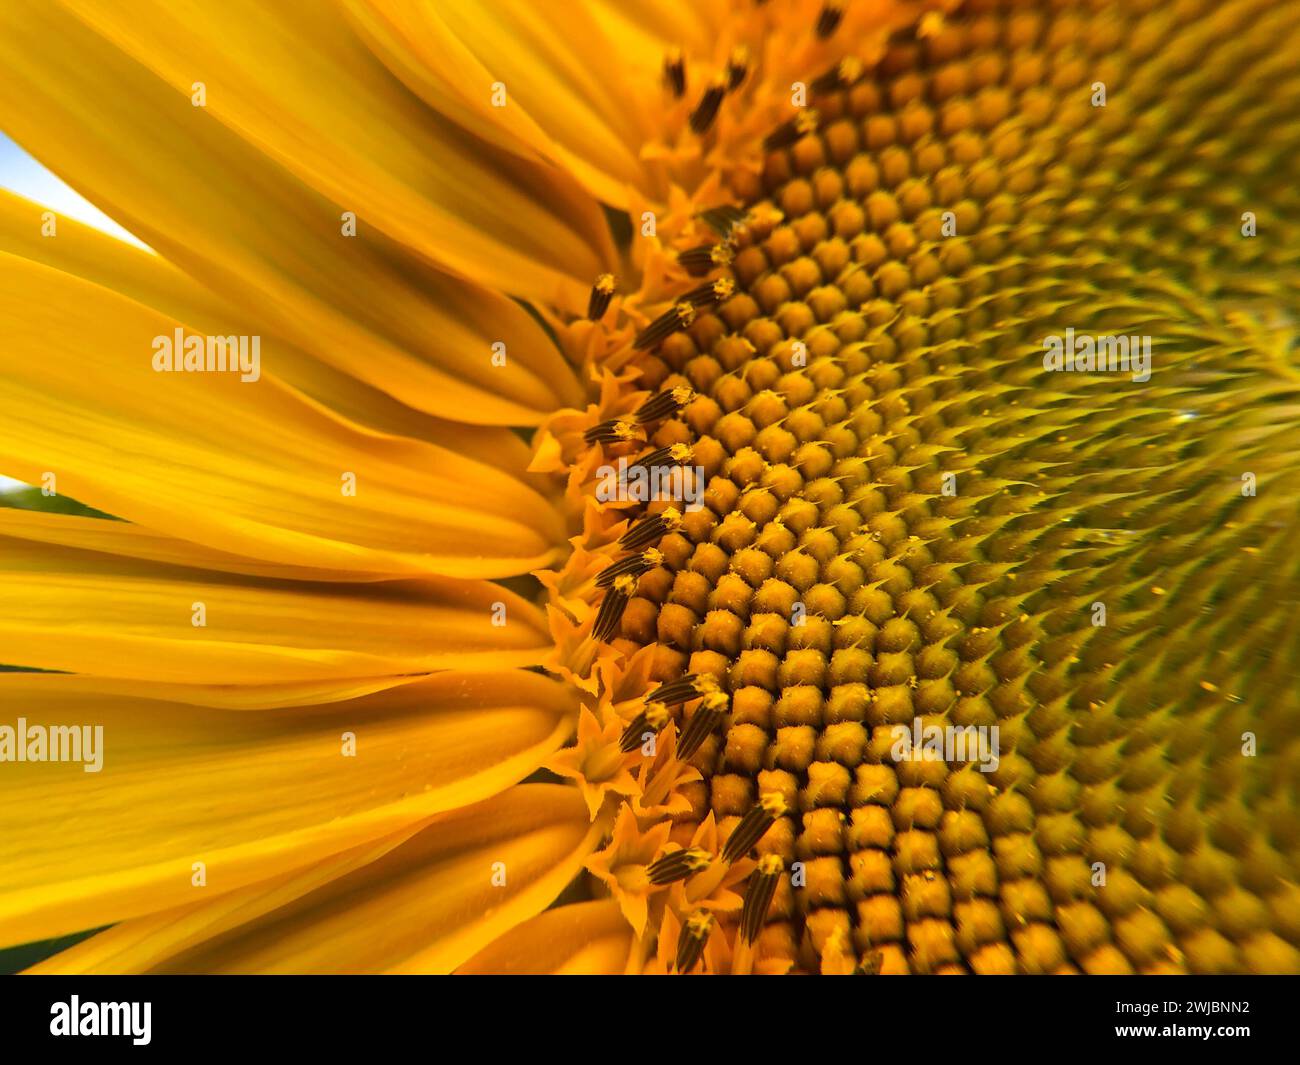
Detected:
left=138, top=785, right=596, bottom=974
left=0, top=188, right=577, bottom=450
left=343, top=0, right=656, bottom=207
left=27, top=826, right=425, bottom=975
left=0, top=672, right=576, bottom=947
left=0, top=252, right=565, bottom=579
left=0, top=508, right=377, bottom=583
left=0, top=671, right=431, bottom=712
left=0, top=531, right=550, bottom=681
left=586, top=0, right=731, bottom=58
left=457, top=899, right=634, bottom=975
left=0, top=1, right=604, bottom=415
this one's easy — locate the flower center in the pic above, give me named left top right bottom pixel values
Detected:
left=578, top=0, right=1300, bottom=974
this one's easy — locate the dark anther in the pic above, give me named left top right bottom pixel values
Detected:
left=647, top=673, right=717, bottom=707
left=816, top=2, right=844, bottom=38
left=721, top=792, right=787, bottom=863
left=726, top=46, right=749, bottom=91
left=675, top=912, right=714, bottom=973
left=664, top=49, right=686, bottom=97
left=619, top=507, right=682, bottom=549
left=626, top=442, right=693, bottom=472
left=740, top=854, right=784, bottom=943
left=587, top=273, right=617, bottom=320
left=582, top=418, right=641, bottom=446
left=677, top=242, right=735, bottom=276
left=689, top=77, right=727, bottom=134
left=812, top=56, right=863, bottom=93
left=648, top=847, right=711, bottom=886
left=592, top=575, right=635, bottom=642
left=676, top=692, right=729, bottom=759
left=682, top=278, right=736, bottom=308
left=697, top=204, right=747, bottom=236
left=634, top=386, right=694, bottom=423
left=619, top=701, right=669, bottom=753
left=633, top=301, right=697, bottom=350
left=763, top=108, right=820, bottom=151
left=596, top=548, right=663, bottom=588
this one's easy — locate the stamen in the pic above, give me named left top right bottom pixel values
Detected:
left=596, top=548, right=664, bottom=588
left=816, top=2, right=844, bottom=38
left=635, top=386, right=695, bottom=423
left=697, top=204, right=748, bottom=236
left=726, top=46, right=749, bottom=91
left=675, top=911, right=715, bottom=973
left=619, top=507, right=683, bottom=550
left=633, top=301, right=698, bottom=350
left=592, top=574, right=636, bottom=642
left=721, top=791, right=787, bottom=863
left=689, top=76, right=727, bottom=134
left=626, top=442, right=694, bottom=472
left=663, top=48, right=686, bottom=98
left=740, top=854, right=784, bottom=943
left=677, top=242, right=734, bottom=277
left=587, top=273, right=617, bottom=320
left=763, top=108, right=821, bottom=151
left=647, top=846, right=712, bottom=885
left=647, top=672, right=719, bottom=707
left=583, top=418, right=642, bottom=446
left=619, top=700, right=670, bottom=753
left=811, top=56, right=863, bottom=93
left=683, top=278, right=737, bottom=308
left=676, top=690, right=730, bottom=759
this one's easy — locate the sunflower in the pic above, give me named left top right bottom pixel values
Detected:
left=1, top=0, right=1298, bottom=976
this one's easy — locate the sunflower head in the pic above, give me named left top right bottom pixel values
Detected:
left=0, top=0, right=1297, bottom=978
left=533, top=0, right=1300, bottom=976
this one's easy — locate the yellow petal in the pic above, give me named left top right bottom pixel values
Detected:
left=27, top=826, right=423, bottom=975
left=0, top=530, right=551, bottom=682
left=0, top=188, right=580, bottom=445
left=18, top=673, right=428, bottom=712
left=0, top=252, right=565, bottom=578
left=457, top=899, right=634, bottom=975
left=0, top=1, right=605, bottom=413
left=0, top=508, right=373, bottom=583
left=587, top=0, right=730, bottom=59
left=141, top=785, right=596, bottom=973
left=344, top=0, right=656, bottom=207
left=0, top=671, right=576, bottom=947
